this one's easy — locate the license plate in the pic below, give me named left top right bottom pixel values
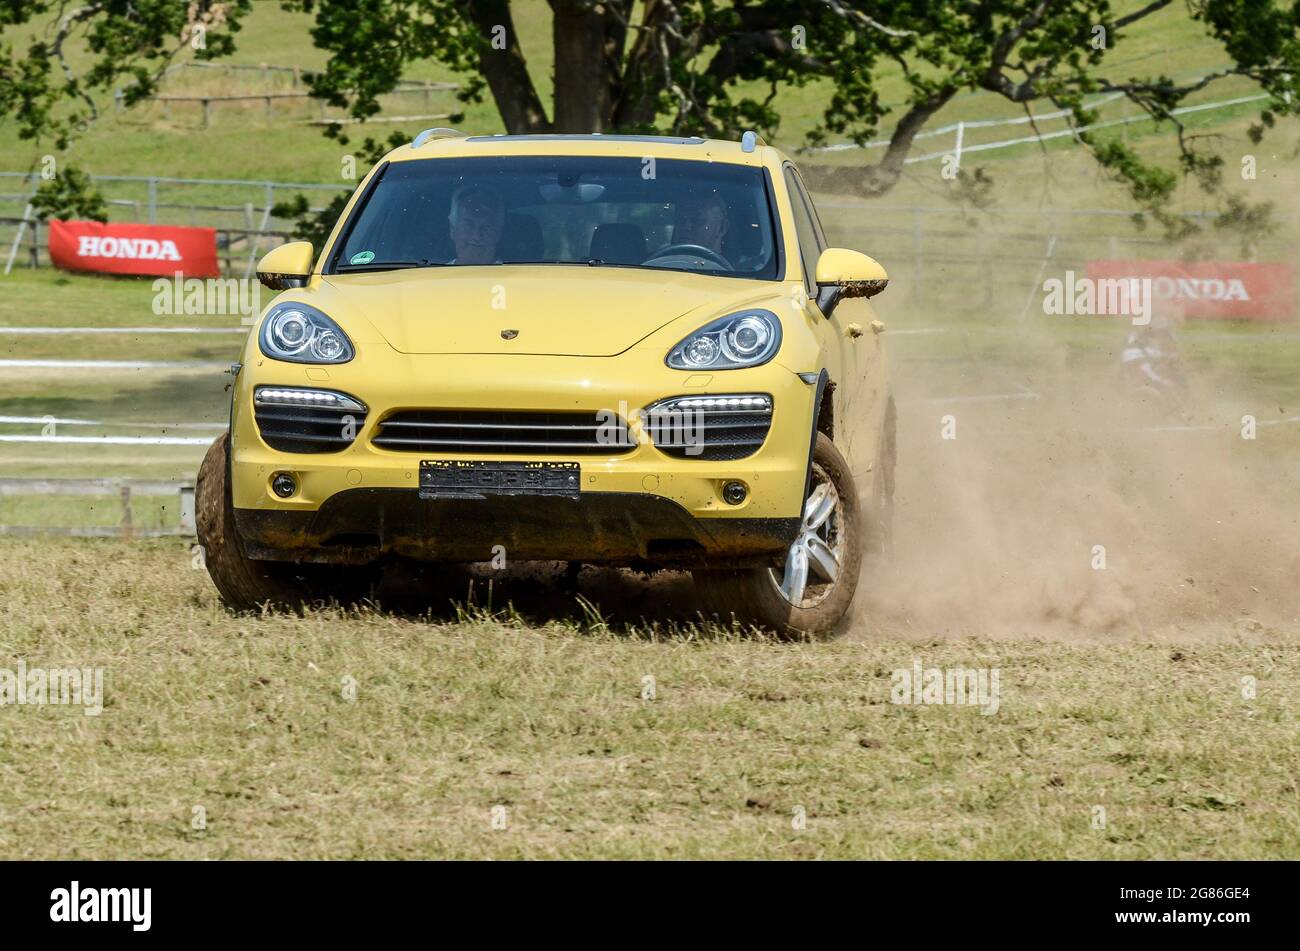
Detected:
left=418, top=460, right=581, bottom=500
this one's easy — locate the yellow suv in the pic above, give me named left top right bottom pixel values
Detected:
left=197, top=130, right=894, bottom=635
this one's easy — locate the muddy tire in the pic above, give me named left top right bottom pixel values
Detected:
left=695, top=433, right=862, bottom=638
left=195, top=433, right=377, bottom=610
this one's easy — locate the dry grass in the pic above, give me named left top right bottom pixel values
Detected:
left=0, top=537, right=1295, bottom=859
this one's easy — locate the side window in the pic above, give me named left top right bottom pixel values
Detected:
left=790, top=167, right=829, bottom=248
left=783, top=166, right=822, bottom=291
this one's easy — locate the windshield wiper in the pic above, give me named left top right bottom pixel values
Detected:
left=335, top=260, right=429, bottom=273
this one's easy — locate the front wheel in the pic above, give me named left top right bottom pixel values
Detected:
left=195, top=433, right=377, bottom=610
left=695, top=433, right=862, bottom=638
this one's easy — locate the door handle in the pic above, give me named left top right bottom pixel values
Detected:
left=871, top=319, right=885, bottom=335
left=845, top=323, right=864, bottom=338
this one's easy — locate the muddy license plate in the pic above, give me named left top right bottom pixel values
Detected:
left=418, top=461, right=581, bottom=500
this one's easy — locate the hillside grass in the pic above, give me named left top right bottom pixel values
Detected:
left=0, top=2, right=1294, bottom=214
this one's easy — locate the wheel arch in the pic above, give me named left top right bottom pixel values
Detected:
left=800, top=369, right=834, bottom=509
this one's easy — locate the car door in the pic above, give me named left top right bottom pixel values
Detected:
left=784, top=165, right=866, bottom=475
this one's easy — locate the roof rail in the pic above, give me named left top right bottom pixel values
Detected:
left=411, top=127, right=464, bottom=148
left=740, top=130, right=765, bottom=152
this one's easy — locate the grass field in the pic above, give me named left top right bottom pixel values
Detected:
left=1, top=2, right=1297, bottom=861
left=0, top=537, right=1295, bottom=860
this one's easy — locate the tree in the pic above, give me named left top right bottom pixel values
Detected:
left=30, top=164, right=107, bottom=222
left=4, top=2, right=1297, bottom=232
left=271, top=131, right=411, bottom=248
left=289, top=0, right=1300, bottom=227
left=0, top=0, right=251, bottom=219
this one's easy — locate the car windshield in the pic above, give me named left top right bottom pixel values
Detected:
left=330, top=155, right=780, bottom=279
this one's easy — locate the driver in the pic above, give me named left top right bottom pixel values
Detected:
left=448, top=185, right=505, bottom=264
left=672, top=191, right=729, bottom=258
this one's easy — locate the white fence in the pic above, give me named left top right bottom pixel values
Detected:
left=803, top=65, right=1274, bottom=168
left=0, top=172, right=350, bottom=275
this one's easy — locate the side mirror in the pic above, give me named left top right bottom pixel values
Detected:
left=256, top=241, right=315, bottom=290
left=814, top=248, right=888, bottom=316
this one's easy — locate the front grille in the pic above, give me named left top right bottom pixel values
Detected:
left=645, top=394, right=773, bottom=461
left=253, top=387, right=368, bottom=454
left=372, top=409, right=632, bottom=455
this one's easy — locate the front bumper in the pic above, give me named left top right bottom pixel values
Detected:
left=238, top=489, right=800, bottom=567
left=230, top=346, right=816, bottom=565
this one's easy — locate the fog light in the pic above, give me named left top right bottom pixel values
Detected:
left=722, top=481, right=748, bottom=505
left=272, top=473, right=297, bottom=498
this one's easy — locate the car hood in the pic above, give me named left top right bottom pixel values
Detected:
left=321, top=266, right=773, bottom=357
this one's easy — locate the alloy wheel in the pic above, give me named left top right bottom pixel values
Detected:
left=768, top=463, right=843, bottom=608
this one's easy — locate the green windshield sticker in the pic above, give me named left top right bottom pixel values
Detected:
left=349, top=250, right=375, bottom=265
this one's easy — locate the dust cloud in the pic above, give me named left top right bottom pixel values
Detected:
left=856, top=320, right=1300, bottom=640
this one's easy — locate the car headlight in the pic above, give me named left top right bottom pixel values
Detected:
left=258, top=303, right=355, bottom=364
left=666, top=309, right=781, bottom=370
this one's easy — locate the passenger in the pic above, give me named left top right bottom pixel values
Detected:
left=673, top=191, right=729, bottom=256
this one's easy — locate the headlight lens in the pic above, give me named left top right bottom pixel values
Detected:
left=666, top=309, right=781, bottom=370
left=259, top=303, right=355, bottom=364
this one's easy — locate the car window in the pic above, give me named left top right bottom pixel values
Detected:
left=783, top=166, right=822, bottom=291
left=789, top=166, right=828, bottom=248
left=330, top=156, right=780, bottom=280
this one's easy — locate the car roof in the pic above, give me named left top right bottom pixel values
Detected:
left=384, top=131, right=789, bottom=167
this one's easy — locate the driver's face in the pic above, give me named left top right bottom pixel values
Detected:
left=675, top=197, right=728, bottom=252
left=450, top=198, right=503, bottom=264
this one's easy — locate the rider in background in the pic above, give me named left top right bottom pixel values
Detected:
left=1120, top=298, right=1189, bottom=411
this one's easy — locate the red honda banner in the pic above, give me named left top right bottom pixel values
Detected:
left=1086, top=259, right=1294, bottom=321
left=48, top=220, right=220, bottom=278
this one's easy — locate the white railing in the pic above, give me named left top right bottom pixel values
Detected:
left=0, top=171, right=349, bottom=275
left=805, top=90, right=1272, bottom=169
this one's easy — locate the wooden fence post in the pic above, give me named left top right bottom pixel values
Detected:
left=179, top=486, right=196, bottom=535
left=119, top=485, right=134, bottom=541
left=979, top=230, right=993, bottom=309
left=911, top=207, right=924, bottom=306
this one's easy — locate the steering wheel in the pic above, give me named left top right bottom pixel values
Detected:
left=645, top=243, right=732, bottom=269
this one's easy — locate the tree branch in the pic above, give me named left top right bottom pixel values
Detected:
left=816, top=0, right=916, bottom=38
left=51, top=2, right=105, bottom=122
left=1114, top=0, right=1174, bottom=29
